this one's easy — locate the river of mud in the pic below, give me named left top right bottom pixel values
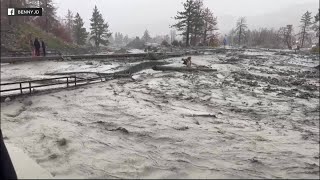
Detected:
left=1, top=49, right=319, bottom=178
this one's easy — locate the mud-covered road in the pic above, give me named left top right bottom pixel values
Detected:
left=1, top=49, right=319, bottom=178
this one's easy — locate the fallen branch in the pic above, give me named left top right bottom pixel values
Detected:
left=152, top=65, right=217, bottom=72
left=185, top=114, right=217, bottom=118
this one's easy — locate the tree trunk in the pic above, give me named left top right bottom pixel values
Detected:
left=186, top=22, right=190, bottom=47
left=203, top=24, right=207, bottom=45
left=301, top=26, right=306, bottom=48
left=238, top=27, right=242, bottom=46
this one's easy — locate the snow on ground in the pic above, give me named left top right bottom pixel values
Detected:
left=1, top=49, right=319, bottom=179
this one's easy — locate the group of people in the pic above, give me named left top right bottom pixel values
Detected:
left=30, top=37, right=46, bottom=57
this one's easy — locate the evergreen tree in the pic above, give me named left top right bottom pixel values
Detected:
left=123, top=35, right=129, bottom=45
left=312, top=9, right=319, bottom=38
left=190, top=0, right=204, bottom=46
left=172, top=0, right=197, bottom=46
left=142, top=30, right=151, bottom=42
left=202, top=8, right=218, bottom=45
left=235, top=17, right=248, bottom=46
left=115, top=32, right=124, bottom=44
left=65, top=9, right=74, bottom=41
left=73, top=13, right=88, bottom=45
left=90, top=5, right=112, bottom=47
left=299, top=11, right=312, bottom=48
left=28, top=0, right=57, bottom=32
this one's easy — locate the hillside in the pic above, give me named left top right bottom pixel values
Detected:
left=1, top=23, right=86, bottom=55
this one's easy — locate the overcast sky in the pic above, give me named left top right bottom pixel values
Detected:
left=54, top=0, right=318, bottom=37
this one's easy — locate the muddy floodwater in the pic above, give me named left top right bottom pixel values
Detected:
left=1, top=49, right=319, bottom=178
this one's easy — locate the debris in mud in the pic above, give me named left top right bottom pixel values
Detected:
left=194, top=120, right=200, bottom=125
left=174, top=126, right=189, bottom=131
left=109, top=127, right=129, bottom=134
left=277, top=89, right=318, bottom=99
left=152, top=65, right=217, bottom=72
left=85, top=61, right=93, bottom=65
left=255, top=135, right=268, bottom=141
left=217, top=129, right=226, bottom=134
left=4, top=97, right=11, bottom=102
left=186, top=114, right=217, bottom=118
left=57, top=138, right=67, bottom=146
left=49, top=153, right=58, bottom=159
left=24, top=100, right=33, bottom=106
left=249, top=157, right=262, bottom=164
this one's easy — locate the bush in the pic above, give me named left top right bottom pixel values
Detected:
left=311, top=46, right=320, bottom=54
left=172, top=40, right=179, bottom=47
left=161, top=40, right=170, bottom=47
left=126, top=37, right=145, bottom=49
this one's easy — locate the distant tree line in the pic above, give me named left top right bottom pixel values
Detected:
left=228, top=9, right=319, bottom=49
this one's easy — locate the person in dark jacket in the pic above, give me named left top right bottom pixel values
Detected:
left=0, top=129, right=17, bottom=180
left=34, top=38, right=41, bottom=56
left=40, top=39, right=46, bottom=57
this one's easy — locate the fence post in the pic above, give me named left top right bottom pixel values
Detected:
left=20, top=83, right=23, bottom=94
left=67, top=77, right=69, bottom=87
left=74, top=76, right=77, bottom=86
left=29, top=82, right=31, bottom=93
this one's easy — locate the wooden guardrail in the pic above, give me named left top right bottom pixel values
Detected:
left=0, top=73, right=132, bottom=101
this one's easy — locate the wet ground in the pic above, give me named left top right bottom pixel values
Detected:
left=1, top=49, right=319, bottom=178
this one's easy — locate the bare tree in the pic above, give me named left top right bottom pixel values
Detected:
left=278, top=25, right=294, bottom=49
left=235, top=17, right=248, bottom=46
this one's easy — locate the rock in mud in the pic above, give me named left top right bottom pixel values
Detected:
left=57, top=138, right=67, bottom=146
left=175, top=126, right=189, bottom=131
left=49, top=154, right=58, bottom=159
left=4, top=97, right=11, bottom=102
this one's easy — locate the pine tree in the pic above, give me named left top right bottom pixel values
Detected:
left=202, top=7, right=218, bottom=45
left=312, top=9, right=319, bottom=38
left=65, top=9, right=74, bottom=40
left=170, top=30, right=176, bottom=43
left=90, top=5, right=112, bottom=47
left=190, top=0, right=204, bottom=46
left=172, top=0, right=197, bottom=47
left=28, top=0, right=57, bottom=32
left=299, top=11, right=312, bottom=48
left=73, top=13, right=88, bottom=45
left=123, top=35, right=129, bottom=45
left=142, top=30, right=151, bottom=42
left=235, top=17, right=248, bottom=46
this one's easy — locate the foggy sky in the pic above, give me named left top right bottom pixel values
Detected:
left=54, top=0, right=318, bottom=37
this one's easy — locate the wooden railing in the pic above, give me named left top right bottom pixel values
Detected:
left=0, top=73, right=132, bottom=99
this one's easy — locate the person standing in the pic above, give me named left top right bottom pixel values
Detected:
left=34, top=38, right=40, bottom=56
left=40, top=39, right=46, bottom=57
left=223, top=35, right=227, bottom=49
